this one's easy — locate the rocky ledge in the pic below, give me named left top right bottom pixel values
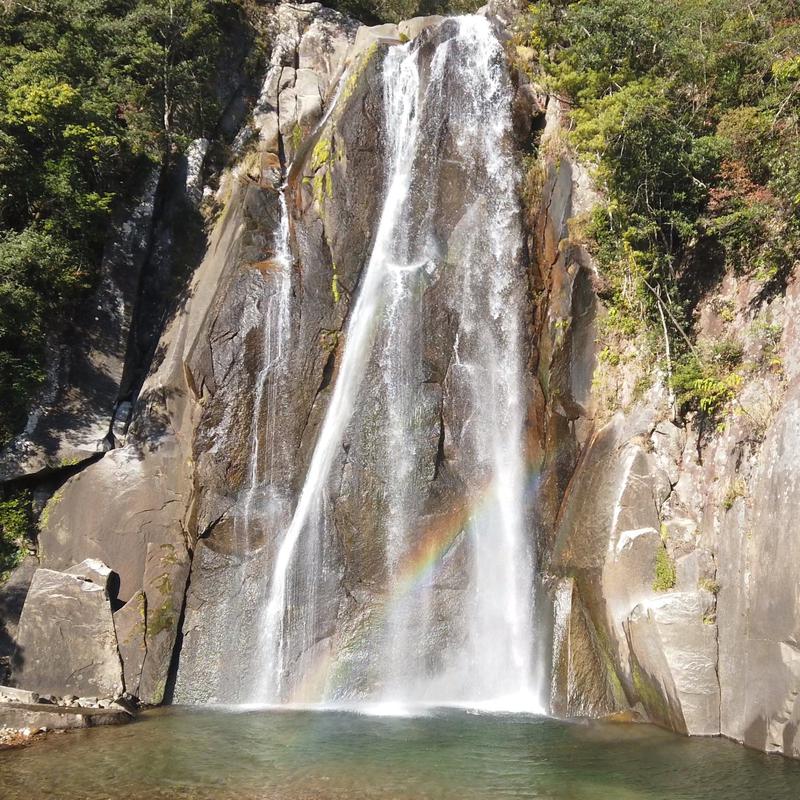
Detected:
left=0, top=686, right=133, bottom=745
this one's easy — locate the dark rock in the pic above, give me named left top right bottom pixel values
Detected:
left=0, top=169, right=160, bottom=481
left=0, top=557, right=37, bottom=680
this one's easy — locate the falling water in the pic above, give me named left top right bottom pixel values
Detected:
left=250, top=32, right=423, bottom=704
left=241, top=192, right=292, bottom=537
left=254, top=16, right=541, bottom=711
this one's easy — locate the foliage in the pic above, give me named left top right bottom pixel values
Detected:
left=329, top=0, right=481, bottom=24
left=722, top=478, right=747, bottom=511
left=670, top=348, right=743, bottom=419
left=750, top=316, right=783, bottom=369
left=0, top=0, right=252, bottom=445
left=522, top=0, right=800, bottom=391
left=0, top=489, right=31, bottom=582
left=653, top=545, right=676, bottom=592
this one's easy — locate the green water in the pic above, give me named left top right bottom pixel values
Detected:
left=1, top=708, right=799, bottom=799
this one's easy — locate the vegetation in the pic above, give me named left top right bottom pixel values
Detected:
left=699, top=577, right=720, bottom=595
left=329, top=0, right=481, bottom=24
left=0, top=488, right=31, bottom=581
left=521, top=0, right=800, bottom=417
left=722, top=477, right=747, bottom=510
left=0, top=0, right=256, bottom=445
left=653, top=544, right=677, bottom=592
left=671, top=337, right=744, bottom=419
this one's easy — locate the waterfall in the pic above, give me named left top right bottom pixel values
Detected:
left=252, top=16, right=542, bottom=712
left=250, top=32, right=423, bottom=704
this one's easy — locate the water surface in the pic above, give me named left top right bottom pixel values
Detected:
left=2, top=708, right=799, bottom=799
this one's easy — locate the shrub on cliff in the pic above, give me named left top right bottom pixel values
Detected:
left=522, top=0, right=800, bottom=368
left=0, top=489, right=31, bottom=581
left=329, top=0, right=482, bottom=24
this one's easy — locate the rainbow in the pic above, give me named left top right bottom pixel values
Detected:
left=284, top=457, right=547, bottom=706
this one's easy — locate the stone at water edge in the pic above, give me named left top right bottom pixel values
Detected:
left=12, top=569, right=123, bottom=699
left=114, top=591, right=147, bottom=699
left=137, top=542, right=190, bottom=705
left=626, top=591, right=720, bottom=736
left=0, top=685, right=39, bottom=705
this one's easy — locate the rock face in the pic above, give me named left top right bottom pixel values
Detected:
left=175, top=12, right=542, bottom=705
left=113, top=591, right=146, bottom=699
left=716, top=382, right=800, bottom=757
left=534, top=105, right=723, bottom=737
left=0, top=170, right=160, bottom=481
left=534, top=92, right=800, bottom=758
left=171, top=4, right=363, bottom=703
left=12, top=568, right=123, bottom=698
left=0, top=556, right=36, bottom=682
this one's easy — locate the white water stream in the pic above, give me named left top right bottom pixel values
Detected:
left=250, top=16, right=541, bottom=712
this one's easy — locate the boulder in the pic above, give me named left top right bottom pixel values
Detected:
left=138, top=542, right=190, bottom=705
left=298, top=8, right=359, bottom=95
left=113, top=591, right=146, bottom=698
left=65, top=558, right=114, bottom=593
left=626, top=591, right=720, bottom=736
left=398, top=16, right=444, bottom=41
left=295, top=68, right=323, bottom=129
left=12, top=569, right=123, bottom=698
left=349, top=23, right=401, bottom=61
left=551, top=424, right=662, bottom=572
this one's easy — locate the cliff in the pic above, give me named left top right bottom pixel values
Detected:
left=531, top=96, right=800, bottom=756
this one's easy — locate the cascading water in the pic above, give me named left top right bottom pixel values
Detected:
left=241, top=192, right=293, bottom=538
left=249, top=38, right=423, bottom=703
left=190, top=185, right=294, bottom=703
left=251, top=15, right=542, bottom=712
